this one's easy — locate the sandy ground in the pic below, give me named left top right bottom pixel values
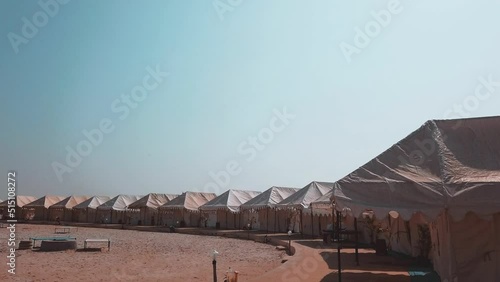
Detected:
left=0, top=224, right=285, bottom=281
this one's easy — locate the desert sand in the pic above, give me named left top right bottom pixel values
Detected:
left=0, top=224, right=285, bottom=281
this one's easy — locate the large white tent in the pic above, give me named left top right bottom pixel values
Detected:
left=158, top=192, right=217, bottom=227
left=96, top=195, right=143, bottom=224
left=0, top=195, right=36, bottom=220
left=48, top=195, right=90, bottom=222
left=332, top=116, right=500, bottom=282
left=23, top=195, right=66, bottom=221
left=72, top=196, right=111, bottom=223
left=240, top=186, right=299, bottom=232
left=276, top=181, right=333, bottom=234
left=128, top=193, right=178, bottom=225
left=199, top=189, right=261, bottom=229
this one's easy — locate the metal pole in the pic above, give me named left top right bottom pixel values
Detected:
left=212, top=259, right=217, bottom=282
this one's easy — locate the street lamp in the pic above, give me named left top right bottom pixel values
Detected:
left=287, top=230, right=292, bottom=255
left=212, top=250, right=219, bottom=282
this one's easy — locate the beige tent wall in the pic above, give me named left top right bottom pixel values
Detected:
left=72, top=209, right=87, bottom=223
left=433, top=212, right=500, bottom=282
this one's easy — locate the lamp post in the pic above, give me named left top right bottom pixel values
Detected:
left=287, top=230, right=292, bottom=255
left=212, top=250, right=219, bottom=282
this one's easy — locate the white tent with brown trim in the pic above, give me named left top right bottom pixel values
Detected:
left=332, top=116, right=500, bottom=282
left=276, top=181, right=333, bottom=235
left=240, top=186, right=299, bottom=232
left=96, top=195, right=143, bottom=224
left=158, top=192, right=217, bottom=227
left=23, top=195, right=66, bottom=221
left=199, top=189, right=261, bottom=229
left=48, top=195, right=91, bottom=222
left=0, top=195, right=37, bottom=220
left=128, top=193, right=178, bottom=225
left=72, top=196, right=111, bottom=223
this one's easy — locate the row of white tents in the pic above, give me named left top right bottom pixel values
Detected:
left=1, top=116, right=499, bottom=281
left=0, top=183, right=336, bottom=234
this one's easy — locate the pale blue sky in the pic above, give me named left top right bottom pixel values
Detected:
left=1, top=0, right=500, bottom=199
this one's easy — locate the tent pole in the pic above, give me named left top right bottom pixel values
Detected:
left=300, top=209, right=303, bottom=237
left=266, top=207, right=269, bottom=234
left=355, top=217, right=359, bottom=266
left=311, top=207, right=314, bottom=238
left=337, top=210, right=342, bottom=282
left=274, top=208, right=277, bottom=233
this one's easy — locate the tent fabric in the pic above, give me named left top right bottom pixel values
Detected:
left=128, top=193, right=178, bottom=209
left=240, top=186, right=300, bottom=211
left=159, top=192, right=217, bottom=212
left=276, top=181, right=333, bottom=209
left=199, top=189, right=261, bottom=213
left=96, top=195, right=143, bottom=211
left=332, top=116, right=500, bottom=282
left=333, top=116, right=500, bottom=221
left=73, top=196, right=111, bottom=210
left=49, top=196, right=90, bottom=209
left=24, top=196, right=66, bottom=208
left=0, top=196, right=37, bottom=208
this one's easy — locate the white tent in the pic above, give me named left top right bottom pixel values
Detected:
left=96, top=195, right=143, bottom=224
left=128, top=193, right=178, bottom=225
left=158, top=192, right=217, bottom=227
left=23, top=195, right=66, bottom=221
left=240, top=186, right=299, bottom=232
left=332, top=116, right=500, bottom=282
left=199, top=189, right=261, bottom=229
left=276, top=181, right=333, bottom=234
left=48, top=195, right=90, bottom=222
left=0, top=195, right=36, bottom=220
left=72, top=196, right=111, bottom=223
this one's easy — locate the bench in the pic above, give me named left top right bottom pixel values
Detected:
left=84, top=239, right=111, bottom=251
left=55, top=226, right=78, bottom=234
left=29, top=236, right=76, bottom=249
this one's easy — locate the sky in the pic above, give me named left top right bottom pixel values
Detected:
left=1, top=0, right=500, bottom=199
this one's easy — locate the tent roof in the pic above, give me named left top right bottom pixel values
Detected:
left=49, top=196, right=91, bottom=209
left=199, top=189, right=261, bottom=212
left=24, top=195, right=66, bottom=208
left=240, top=186, right=300, bottom=210
left=128, top=193, right=178, bottom=209
left=73, top=196, right=111, bottom=210
left=159, top=192, right=217, bottom=211
left=277, top=181, right=333, bottom=209
left=333, top=116, right=500, bottom=220
left=96, top=195, right=143, bottom=211
left=0, top=196, right=37, bottom=208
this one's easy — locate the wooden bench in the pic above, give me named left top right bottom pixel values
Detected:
left=55, top=226, right=78, bottom=234
left=29, top=236, right=76, bottom=249
left=84, top=239, right=111, bottom=251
